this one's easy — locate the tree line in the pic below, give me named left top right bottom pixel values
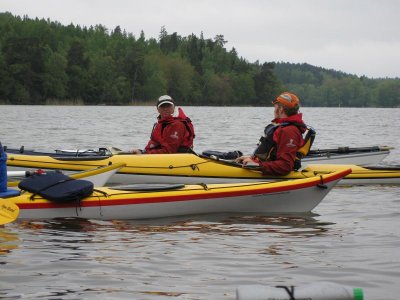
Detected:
left=274, top=63, right=399, bottom=107
left=0, top=12, right=399, bottom=107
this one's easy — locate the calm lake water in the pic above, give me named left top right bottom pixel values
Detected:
left=1, top=106, right=400, bottom=299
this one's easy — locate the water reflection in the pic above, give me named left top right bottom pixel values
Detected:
left=0, top=228, right=19, bottom=255
left=18, top=217, right=99, bottom=232
left=107, top=213, right=334, bottom=238
left=13, top=213, right=336, bottom=239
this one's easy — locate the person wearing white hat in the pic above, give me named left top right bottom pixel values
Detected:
left=132, top=95, right=195, bottom=154
left=156, top=95, right=175, bottom=107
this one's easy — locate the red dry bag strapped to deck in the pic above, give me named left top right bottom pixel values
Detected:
left=18, top=171, right=94, bottom=203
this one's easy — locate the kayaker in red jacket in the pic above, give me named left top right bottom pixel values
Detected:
left=132, top=95, right=195, bottom=154
left=236, top=92, right=306, bottom=176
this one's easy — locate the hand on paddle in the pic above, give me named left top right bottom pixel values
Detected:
left=131, top=149, right=143, bottom=154
left=235, top=155, right=260, bottom=168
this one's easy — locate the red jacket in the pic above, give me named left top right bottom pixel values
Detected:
left=144, top=108, right=194, bottom=154
left=258, top=113, right=305, bottom=176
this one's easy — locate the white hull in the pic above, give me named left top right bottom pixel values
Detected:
left=71, top=167, right=121, bottom=186
left=303, top=151, right=389, bottom=166
left=17, top=179, right=340, bottom=220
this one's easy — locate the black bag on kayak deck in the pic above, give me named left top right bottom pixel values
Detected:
left=202, top=150, right=243, bottom=160
left=18, top=171, right=94, bottom=203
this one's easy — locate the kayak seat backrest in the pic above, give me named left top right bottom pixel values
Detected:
left=293, top=126, right=316, bottom=171
left=18, top=172, right=94, bottom=203
left=298, top=126, right=316, bottom=157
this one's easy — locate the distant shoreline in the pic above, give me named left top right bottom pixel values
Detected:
left=0, top=100, right=156, bottom=106
left=1, top=103, right=399, bottom=108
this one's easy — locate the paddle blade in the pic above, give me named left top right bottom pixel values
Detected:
left=0, top=200, right=19, bottom=225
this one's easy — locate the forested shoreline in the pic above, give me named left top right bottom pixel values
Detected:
left=1, top=12, right=399, bottom=107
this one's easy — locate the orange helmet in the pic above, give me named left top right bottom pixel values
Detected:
left=272, top=92, right=300, bottom=108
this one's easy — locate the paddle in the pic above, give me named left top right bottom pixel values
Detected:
left=308, top=145, right=394, bottom=155
left=198, top=153, right=262, bottom=170
left=0, top=199, right=19, bottom=225
left=7, top=171, right=29, bottom=177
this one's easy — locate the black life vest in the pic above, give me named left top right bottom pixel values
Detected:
left=253, top=122, right=316, bottom=171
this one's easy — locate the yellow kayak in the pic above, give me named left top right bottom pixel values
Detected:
left=6, top=151, right=400, bottom=185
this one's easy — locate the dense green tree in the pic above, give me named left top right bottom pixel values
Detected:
left=376, top=80, right=400, bottom=107
left=253, top=62, right=283, bottom=105
left=186, top=34, right=203, bottom=74
left=2, top=36, right=46, bottom=103
left=42, top=48, right=68, bottom=99
left=66, top=40, right=89, bottom=100
left=0, top=51, right=12, bottom=102
left=202, top=70, right=233, bottom=105
left=160, top=55, right=195, bottom=103
left=0, top=12, right=398, bottom=107
left=142, top=54, right=168, bottom=100
left=123, top=43, right=145, bottom=101
left=274, top=62, right=399, bottom=107
left=230, top=72, right=256, bottom=105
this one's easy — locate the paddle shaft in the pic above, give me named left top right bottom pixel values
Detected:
left=308, top=145, right=392, bottom=155
left=7, top=171, right=29, bottom=177
left=199, top=154, right=262, bottom=170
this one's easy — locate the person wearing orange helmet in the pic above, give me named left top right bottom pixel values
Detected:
left=236, top=92, right=307, bottom=175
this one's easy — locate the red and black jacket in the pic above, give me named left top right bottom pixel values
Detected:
left=144, top=108, right=195, bottom=154
left=253, top=113, right=306, bottom=176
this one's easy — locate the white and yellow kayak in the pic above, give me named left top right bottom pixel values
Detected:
left=5, top=150, right=400, bottom=186
left=298, top=164, right=400, bottom=186
left=1, top=163, right=125, bottom=224
left=6, top=169, right=351, bottom=221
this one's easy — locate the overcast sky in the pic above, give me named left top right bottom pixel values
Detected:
left=1, top=0, right=399, bottom=78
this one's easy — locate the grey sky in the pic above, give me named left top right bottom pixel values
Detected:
left=1, top=0, right=399, bottom=78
